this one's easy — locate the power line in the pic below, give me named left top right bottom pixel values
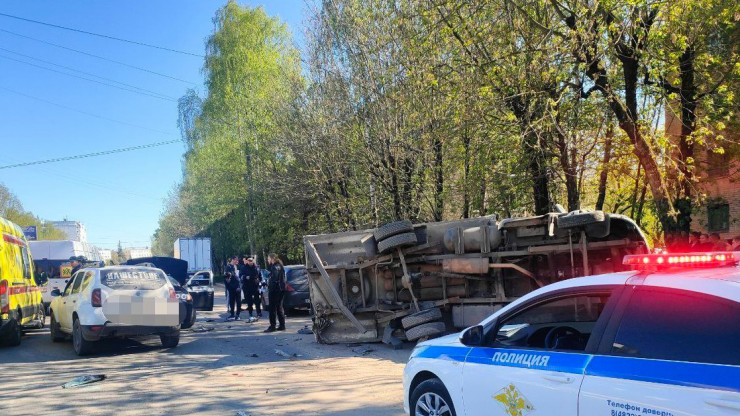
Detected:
left=0, top=140, right=184, bottom=170
left=0, top=28, right=197, bottom=85
left=0, top=47, right=176, bottom=100
left=0, top=54, right=177, bottom=101
left=0, top=12, right=203, bottom=58
left=0, top=86, right=177, bottom=135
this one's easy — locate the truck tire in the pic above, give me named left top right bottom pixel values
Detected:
left=377, top=232, right=417, bottom=254
left=4, top=317, right=22, bottom=347
left=405, top=321, right=446, bottom=341
left=402, top=308, right=443, bottom=329
left=374, top=220, right=413, bottom=242
left=557, top=211, right=606, bottom=229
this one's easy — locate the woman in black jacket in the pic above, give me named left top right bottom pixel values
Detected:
left=264, top=253, right=286, bottom=332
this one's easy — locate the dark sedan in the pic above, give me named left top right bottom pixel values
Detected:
left=167, top=276, right=196, bottom=329
left=283, top=265, right=311, bottom=313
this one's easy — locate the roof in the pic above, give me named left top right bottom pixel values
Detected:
left=0, top=216, right=25, bottom=239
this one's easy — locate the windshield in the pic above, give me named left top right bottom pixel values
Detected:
left=101, top=269, right=167, bottom=290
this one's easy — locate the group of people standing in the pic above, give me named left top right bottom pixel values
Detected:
left=223, top=253, right=287, bottom=333
left=667, top=232, right=740, bottom=253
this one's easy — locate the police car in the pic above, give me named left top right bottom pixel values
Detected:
left=404, top=252, right=740, bottom=416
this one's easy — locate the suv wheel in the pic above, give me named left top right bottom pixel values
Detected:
left=72, top=317, right=94, bottom=356
left=160, top=332, right=180, bottom=348
left=410, top=378, right=456, bottom=416
left=50, top=313, right=65, bottom=342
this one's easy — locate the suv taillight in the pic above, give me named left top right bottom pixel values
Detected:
left=285, top=283, right=295, bottom=292
left=0, top=280, right=8, bottom=314
left=169, top=288, right=176, bottom=299
left=91, top=288, right=102, bottom=307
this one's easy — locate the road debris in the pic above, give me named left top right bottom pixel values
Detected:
left=247, top=316, right=259, bottom=323
left=297, top=326, right=313, bottom=335
left=352, top=347, right=375, bottom=355
left=249, top=353, right=259, bottom=358
left=236, top=411, right=251, bottom=416
left=190, top=325, right=214, bottom=333
left=62, top=374, right=106, bottom=389
left=274, top=349, right=301, bottom=360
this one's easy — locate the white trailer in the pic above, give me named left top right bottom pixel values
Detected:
left=174, top=238, right=212, bottom=275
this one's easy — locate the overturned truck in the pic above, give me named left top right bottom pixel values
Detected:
left=303, top=210, right=649, bottom=344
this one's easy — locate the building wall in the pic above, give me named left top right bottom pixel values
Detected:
left=49, top=220, right=87, bottom=243
left=665, top=110, right=740, bottom=240
left=125, top=247, right=152, bottom=260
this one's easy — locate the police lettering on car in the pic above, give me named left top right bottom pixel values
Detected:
left=403, top=252, right=740, bottom=416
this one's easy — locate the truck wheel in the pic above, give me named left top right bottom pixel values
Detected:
left=72, top=317, right=94, bottom=356
left=374, top=220, right=413, bottom=242
left=4, top=317, right=22, bottom=346
left=377, top=232, right=417, bottom=254
left=410, top=378, right=456, bottom=416
left=557, top=211, right=606, bottom=229
left=402, top=308, right=443, bottom=329
left=160, top=333, right=180, bottom=348
left=405, top=321, right=445, bottom=341
left=50, top=313, right=65, bottom=342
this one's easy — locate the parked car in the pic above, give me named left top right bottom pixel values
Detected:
left=0, top=217, right=45, bottom=346
left=49, top=266, right=180, bottom=356
left=186, top=271, right=214, bottom=311
left=167, top=276, right=196, bottom=329
left=283, top=265, right=310, bottom=313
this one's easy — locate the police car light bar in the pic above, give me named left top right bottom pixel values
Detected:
left=623, top=252, right=736, bottom=268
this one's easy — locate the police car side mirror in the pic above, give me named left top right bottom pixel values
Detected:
left=51, top=289, right=61, bottom=297
left=459, top=325, right=484, bottom=346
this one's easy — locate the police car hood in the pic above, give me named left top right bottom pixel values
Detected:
left=417, top=332, right=463, bottom=347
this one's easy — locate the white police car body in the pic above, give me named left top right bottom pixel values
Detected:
left=404, top=253, right=740, bottom=416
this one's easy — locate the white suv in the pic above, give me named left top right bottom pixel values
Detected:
left=49, top=266, right=181, bottom=355
left=404, top=252, right=740, bottom=416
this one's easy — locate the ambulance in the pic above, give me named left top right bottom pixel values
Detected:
left=0, top=217, right=45, bottom=346
left=404, top=251, right=740, bottom=416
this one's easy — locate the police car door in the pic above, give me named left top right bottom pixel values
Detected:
left=462, top=289, right=617, bottom=416
left=581, top=286, right=740, bottom=416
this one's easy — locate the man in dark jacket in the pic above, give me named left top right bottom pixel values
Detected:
left=224, top=256, right=239, bottom=315
left=69, top=256, right=85, bottom=276
left=224, top=272, right=241, bottom=320
left=240, top=257, right=261, bottom=317
left=264, top=253, right=286, bottom=332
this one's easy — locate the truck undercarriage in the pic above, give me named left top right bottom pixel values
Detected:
left=304, top=210, right=649, bottom=344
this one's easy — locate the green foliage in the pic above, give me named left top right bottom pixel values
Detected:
left=0, top=182, right=65, bottom=240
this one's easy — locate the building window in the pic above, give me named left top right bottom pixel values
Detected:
left=707, top=150, right=730, bottom=178
left=707, top=203, right=730, bottom=232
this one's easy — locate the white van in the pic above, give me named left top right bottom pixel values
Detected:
left=28, top=241, right=103, bottom=311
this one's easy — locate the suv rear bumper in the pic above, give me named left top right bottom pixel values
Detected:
left=81, top=323, right=180, bottom=341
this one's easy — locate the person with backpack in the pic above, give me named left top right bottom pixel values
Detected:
left=264, top=253, right=286, bottom=332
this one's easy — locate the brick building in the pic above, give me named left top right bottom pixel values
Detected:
left=666, top=114, right=740, bottom=240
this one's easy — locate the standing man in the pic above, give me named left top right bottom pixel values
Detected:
left=240, top=256, right=261, bottom=317
left=224, top=256, right=239, bottom=315
left=224, top=272, right=242, bottom=320
left=69, top=256, right=85, bottom=275
left=264, top=253, right=286, bottom=333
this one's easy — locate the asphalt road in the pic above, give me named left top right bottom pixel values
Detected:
left=0, top=289, right=410, bottom=416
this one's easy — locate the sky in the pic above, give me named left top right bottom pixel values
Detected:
left=0, top=1, right=306, bottom=250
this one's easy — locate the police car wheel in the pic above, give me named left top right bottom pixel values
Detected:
left=411, top=379, right=456, bottom=416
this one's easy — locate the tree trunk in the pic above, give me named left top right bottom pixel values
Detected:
left=462, top=130, right=471, bottom=219
left=595, top=123, right=613, bottom=211
left=556, top=128, right=580, bottom=211
left=433, top=135, right=444, bottom=221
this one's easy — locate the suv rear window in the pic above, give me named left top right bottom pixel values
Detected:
left=101, top=269, right=167, bottom=290
left=612, top=287, right=740, bottom=365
